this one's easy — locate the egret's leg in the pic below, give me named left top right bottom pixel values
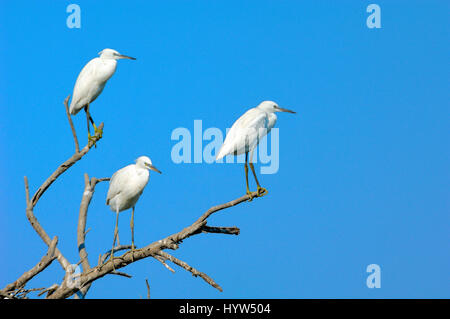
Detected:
left=85, top=104, right=97, bottom=146
left=89, top=114, right=102, bottom=137
left=84, top=105, right=91, bottom=140
left=110, top=210, right=120, bottom=271
left=89, top=115, right=96, bottom=131
left=245, top=153, right=253, bottom=201
left=249, top=162, right=268, bottom=197
left=130, top=206, right=135, bottom=262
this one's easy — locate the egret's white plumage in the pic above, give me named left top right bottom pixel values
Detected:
left=69, top=48, right=136, bottom=115
left=106, top=156, right=161, bottom=266
left=216, top=101, right=295, bottom=199
left=107, top=157, right=151, bottom=213
left=216, top=101, right=294, bottom=160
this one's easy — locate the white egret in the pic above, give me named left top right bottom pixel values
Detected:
left=216, top=101, right=295, bottom=200
left=69, top=48, right=136, bottom=142
left=106, top=156, right=161, bottom=266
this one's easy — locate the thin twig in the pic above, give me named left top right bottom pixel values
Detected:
left=157, top=251, right=223, bottom=292
left=24, top=176, right=30, bottom=204
left=110, top=271, right=132, bottom=279
left=99, top=245, right=132, bottom=265
left=153, top=254, right=176, bottom=273
left=199, top=225, right=240, bottom=235
left=63, top=95, right=79, bottom=153
left=37, top=284, right=58, bottom=297
left=145, top=278, right=150, bottom=299
left=11, top=287, right=46, bottom=299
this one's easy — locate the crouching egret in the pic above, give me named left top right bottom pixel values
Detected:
left=69, top=48, right=136, bottom=143
left=216, top=101, right=295, bottom=200
left=106, top=156, right=161, bottom=266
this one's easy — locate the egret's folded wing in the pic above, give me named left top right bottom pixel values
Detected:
left=217, top=108, right=270, bottom=159
left=106, top=165, right=133, bottom=204
left=69, top=58, right=99, bottom=114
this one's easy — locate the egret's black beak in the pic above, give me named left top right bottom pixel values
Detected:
left=146, top=163, right=162, bottom=174
left=278, top=107, right=296, bottom=114
left=119, top=54, right=136, bottom=60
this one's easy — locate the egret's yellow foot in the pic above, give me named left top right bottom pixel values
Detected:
left=256, top=186, right=268, bottom=197
left=246, top=189, right=254, bottom=202
left=88, top=134, right=97, bottom=148
left=93, top=124, right=103, bottom=138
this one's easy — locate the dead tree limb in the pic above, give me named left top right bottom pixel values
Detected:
left=2, top=237, right=58, bottom=293
left=0, top=102, right=105, bottom=299
left=197, top=225, right=240, bottom=235
left=156, top=251, right=223, bottom=292
left=1, top=96, right=265, bottom=299
left=23, top=121, right=104, bottom=271
left=63, top=95, right=79, bottom=153
left=46, top=191, right=257, bottom=299
left=76, top=174, right=110, bottom=298
left=145, top=278, right=150, bottom=299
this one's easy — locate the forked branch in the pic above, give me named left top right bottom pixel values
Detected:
left=47, top=190, right=259, bottom=299
left=0, top=96, right=264, bottom=299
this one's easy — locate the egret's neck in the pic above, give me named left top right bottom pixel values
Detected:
left=99, top=56, right=118, bottom=65
left=135, top=163, right=146, bottom=170
left=257, top=106, right=275, bottom=114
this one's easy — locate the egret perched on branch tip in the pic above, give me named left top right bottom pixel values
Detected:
left=69, top=48, right=136, bottom=144
left=216, top=101, right=295, bottom=200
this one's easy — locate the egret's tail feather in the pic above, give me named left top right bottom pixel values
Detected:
left=68, top=103, right=78, bottom=115
left=216, top=145, right=228, bottom=160
left=68, top=99, right=84, bottom=115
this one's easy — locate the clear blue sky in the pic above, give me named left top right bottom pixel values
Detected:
left=0, top=1, right=448, bottom=298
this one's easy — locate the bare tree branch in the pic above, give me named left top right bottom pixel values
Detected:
left=4, top=96, right=267, bottom=299
left=0, top=290, right=15, bottom=299
left=110, top=271, right=132, bottom=279
left=47, top=191, right=259, bottom=299
left=99, top=245, right=132, bottom=265
left=37, top=284, right=59, bottom=298
left=0, top=107, right=107, bottom=299
left=76, top=174, right=110, bottom=298
left=2, top=236, right=58, bottom=293
left=145, top=278, right=150, bottom=299
left=25, top=177, right=71, bottom=271
left=63, top=95, right=79, bottom=153
left=23, top=121, right=104, bottom=272
left=156, top=251, right=223, bottom=292
left=198, top=225, right=240, bottom=235
left=154, top=254, right=176, bottom=273
left=30, top=122, right=104, bottom=207
left=10, top=287, right=46, bottom=299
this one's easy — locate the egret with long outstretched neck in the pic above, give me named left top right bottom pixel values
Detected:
left=106, top=156, right=161, bottom=267
left=216, top=101, right=295, bottom=200
left=69, top=48, right=136, bottom=143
